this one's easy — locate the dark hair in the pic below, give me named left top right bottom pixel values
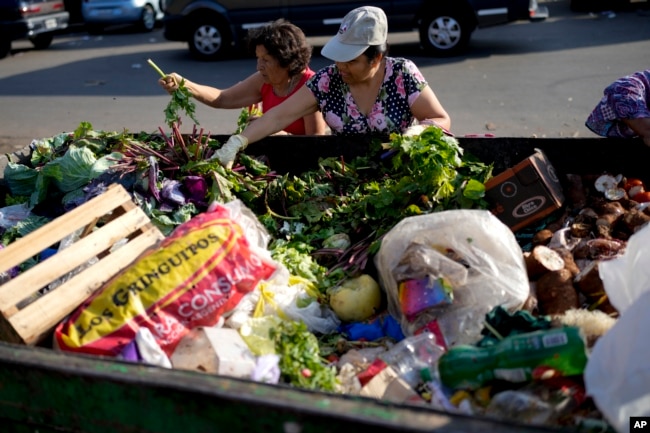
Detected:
left=362, top=43, right=389, bottom=62
left=246, top=19, right=312, bottom=77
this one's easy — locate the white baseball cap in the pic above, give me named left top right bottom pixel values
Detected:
left=321, top=6, right=388, bottom=62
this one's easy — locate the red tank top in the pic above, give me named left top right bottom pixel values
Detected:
left=260, top=68, right=315, bottom=135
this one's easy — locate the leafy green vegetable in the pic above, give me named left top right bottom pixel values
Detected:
left=260, top=126, right=493, bottom=283
left=235, top=104, right=263, bottom=134
left=73, top=121, right=94, bottom=139
left=0, top=214, right=50, bottom=247
left=4, top=163, right=39, bottom=197
left=147, top=58, right=199, bottom=128
left=0, top=121, right=500, bottom=395
left=3, top=195, right=29, bottom=206
left=30, top=132, right=71, bottom=166
left=269, top=240, right=336, bottom=295
left=164, top=82, right=199, bottom=128
left=40, top=147, right=120, bottom=193
left=2, top=122, right=493, bottom=297
left=270, top=319, right=338, bottom=392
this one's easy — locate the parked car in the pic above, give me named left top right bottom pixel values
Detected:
left=81, top=0, right=164, bottom=33
left=0, top=0, right=69, bottom=59
left=570, top=0, right=649, bottom=12
left=162, top=0, right=548, bottom=61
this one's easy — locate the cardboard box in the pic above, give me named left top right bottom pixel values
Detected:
left=359, top=366, right=424, bottom=404
left=484, top=149, right=565, bottom=232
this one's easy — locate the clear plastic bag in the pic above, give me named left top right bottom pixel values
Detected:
left=218, top=199, right=272, bottom=252
left=0, top=203, right=32, bottom=229
left=375, top=209, right=529, bottom=347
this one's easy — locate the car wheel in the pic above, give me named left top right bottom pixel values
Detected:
left=188, top=16, right=231, bottom=61
left=29, top=33, right=54, bottom=50
left=139, top=4, right=156, bottom=32
left=0, top=36, right=10, bottom=59
left=419, top=9, right=474, bottom=56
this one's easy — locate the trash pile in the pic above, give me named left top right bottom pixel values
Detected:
left=0, top=124, right=648, bottom=433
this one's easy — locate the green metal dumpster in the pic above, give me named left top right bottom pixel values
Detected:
left=0, top=134, right=645, bottom=433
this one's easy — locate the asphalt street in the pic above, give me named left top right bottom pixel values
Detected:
left=0, top=0, right=649, bottom=154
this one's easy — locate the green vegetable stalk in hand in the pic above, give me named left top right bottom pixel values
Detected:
left=148, top=58, right=199, bottom=128
left=236, top=104, right=263, bottom=134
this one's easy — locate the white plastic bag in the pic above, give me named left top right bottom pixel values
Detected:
left=218, top=199, right=272, bottom=252
left=226, top=265, right=341, bottom=335
left=375, top=209, right=529, bottom=346
left=135, top=327, right=173, bottom=369
left=584, top=223, right=650, bottom=433
left=598, top=222, right=650, bottom=313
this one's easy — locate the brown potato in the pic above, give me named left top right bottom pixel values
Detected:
left=535, top=269, right=580, bottom=315
left=525, top=245, right=565, bottom=280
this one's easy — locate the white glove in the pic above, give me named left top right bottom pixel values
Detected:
left=403, top=124, right=428, bottom=137
left=211, top=134, right=248, bottom=169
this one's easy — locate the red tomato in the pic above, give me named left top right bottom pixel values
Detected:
left=629, top=185, right=645, bottom=198
left=633, top=191, right=650, bottom=203
left=624, top=178, right=644, bottom=191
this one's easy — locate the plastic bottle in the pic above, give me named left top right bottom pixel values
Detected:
left=379, top=332, right=446, bottom=389
left=437, top=326, right=589, bottom=391
left=419, top=367, right=457, bottom=412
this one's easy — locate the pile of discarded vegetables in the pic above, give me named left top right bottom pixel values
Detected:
left=0, top=61, right=642, bottom=432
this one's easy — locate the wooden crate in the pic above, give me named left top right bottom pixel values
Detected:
left=0, top=184, right=165, bottom=345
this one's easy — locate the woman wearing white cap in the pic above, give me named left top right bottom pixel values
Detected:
left=213, top=5, right=451, bottom=168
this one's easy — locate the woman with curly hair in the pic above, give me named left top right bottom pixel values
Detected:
left=158, top=19, right=327, bottom=136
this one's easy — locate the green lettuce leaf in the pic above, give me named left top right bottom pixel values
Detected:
left=40, top=147, right=118, bottom=193
left=4, top=162, right=39, bottom=197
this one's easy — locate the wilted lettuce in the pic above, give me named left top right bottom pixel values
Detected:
left=29, top=132, right=70, bottom=166
left=5, top=147, right=121, bottom=207
left=40, top=147, right=91, bottom=192
left=40, top=147, right=119, bottom=193
left=4, top=163, right=38, bottom=197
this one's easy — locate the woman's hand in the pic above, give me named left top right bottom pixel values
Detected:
left=158, top=73, right=183, bottom=94
left=623, top=118, right=650, bottom=147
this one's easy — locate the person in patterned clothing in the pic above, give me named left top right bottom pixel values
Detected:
left=212, top=5, right=451, bottom=168
left=586, top=69, right=650, bottom=147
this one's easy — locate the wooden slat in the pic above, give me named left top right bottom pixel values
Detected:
left=0, top=184, right=133, bottom=274
left=9, top=228, right=164, bottom=345
left=0, top=206, right=157, bottom=312
left=0, top=184, right=165, bottom=346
